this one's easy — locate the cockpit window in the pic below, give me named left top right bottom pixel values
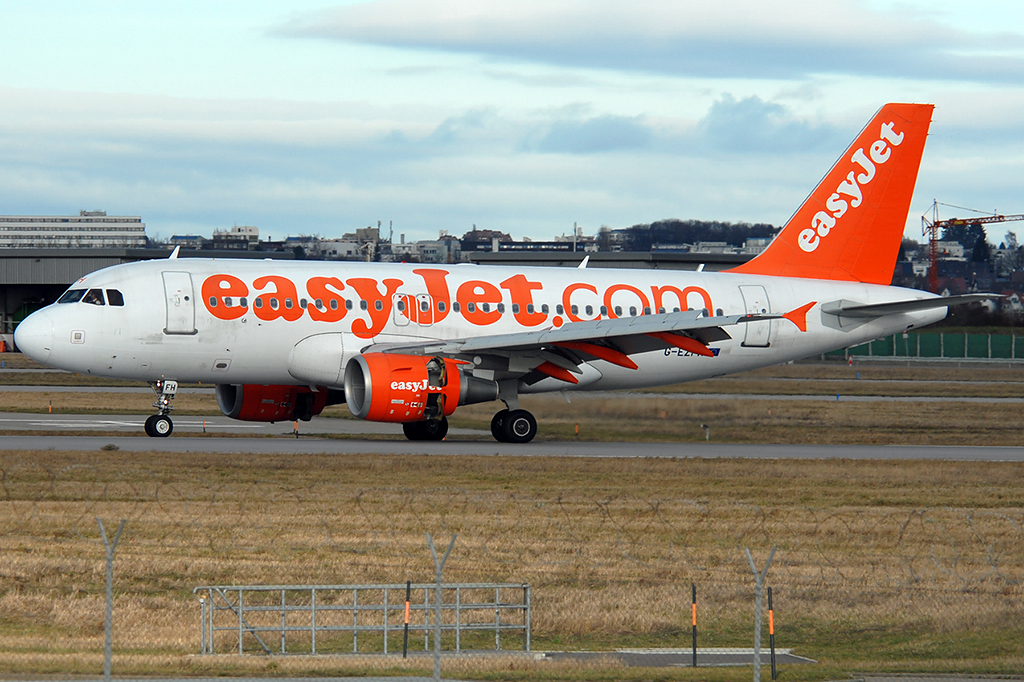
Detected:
left=57, top=289, right=86, bottom=304
left=82, top=289, right=105, bottom=306
left=106, top=289, right=125, bottom=306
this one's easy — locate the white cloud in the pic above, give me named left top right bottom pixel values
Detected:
left=279, top=0, right=1024, bottom=83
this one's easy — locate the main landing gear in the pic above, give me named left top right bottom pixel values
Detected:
left=490, top=409, right=537, bottom=444
left=145, top=379, right=177, bottom=438
left=403, top=416, right=449, bottom=441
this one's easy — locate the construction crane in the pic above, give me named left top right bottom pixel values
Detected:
left=921, top=200, right=1024, bottom=292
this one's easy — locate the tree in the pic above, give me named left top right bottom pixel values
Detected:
left=971, top=235, right=990, bottom=263
left=941, top=221, right=988, bottom=253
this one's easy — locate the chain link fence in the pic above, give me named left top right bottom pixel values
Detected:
left=1, top=450, right=1021, bottom=680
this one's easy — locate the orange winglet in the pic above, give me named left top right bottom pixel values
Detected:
left=783, top=301, right=816, bottom=332
left=647, top=332, right=714, bottom=357
left=536, top=361, right=580, bottom=384
left=554, top=341, right=639, bottom=370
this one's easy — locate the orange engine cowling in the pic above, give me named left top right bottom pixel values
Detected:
left=344, top=353, right=491, bottom=423
left=216, top=384, right=340, bottom=422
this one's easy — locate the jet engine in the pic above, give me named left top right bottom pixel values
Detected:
left=216, top=384, right=343, bottom=422
left=344, top=353, right=497, bottom=422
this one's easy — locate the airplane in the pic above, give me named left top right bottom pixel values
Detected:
left=13, top=103, right=994, bottom=443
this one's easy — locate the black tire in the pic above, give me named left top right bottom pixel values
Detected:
left=144, top=415, right=157, bottom=437
left=151, top=415, right=173, bottom=438
left=404, top=418, right=449, bottom=441
left=490, top=409, right=509, bottom=442
left=421, top=417, right=448, bottom=441
left=502, top=409, right=537, bottom=444
left=403, top=421, right=425, bottom=440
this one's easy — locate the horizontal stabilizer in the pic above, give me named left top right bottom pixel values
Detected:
left=821, top=294, right=1001, bottom=319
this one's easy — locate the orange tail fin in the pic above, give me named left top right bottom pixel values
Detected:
left=727, top=103, right=933, bottom=284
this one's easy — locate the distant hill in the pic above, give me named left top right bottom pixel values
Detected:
left=608, top=219, right=777, bottom=251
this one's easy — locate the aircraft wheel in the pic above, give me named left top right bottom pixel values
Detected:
left=490, top=409, right=509, bottom=442
left=146, top=414, right=173, bottom=438
left=403, top=421, right=425, bottom=440
left=502, top=409, right=537, bottom=444
left=421, top=416, right=448, bottom=441
left=404, top=418, right=448, bottom=441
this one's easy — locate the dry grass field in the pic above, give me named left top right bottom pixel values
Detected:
left=1, top=354, right=1023, bottom=679
left=0, top=451, right=1021, bottom=680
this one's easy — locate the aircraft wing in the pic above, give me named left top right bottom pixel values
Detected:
left=364, top=310, right=780, bottom=384
left=821, top=293, right=1001, bottom=319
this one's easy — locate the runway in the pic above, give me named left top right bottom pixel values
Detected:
left=0, top=410, right=1020, bottom=461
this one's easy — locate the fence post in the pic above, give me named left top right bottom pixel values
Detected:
left=96, top=518, right=125, bottom=682
left=199, top=595, right=207, bottom=654
left=691, top=583, right=698, bottom=667
left=524, top=584, right=531, bottom=652
left=745, top=547, right=777, bottom=682
left=403, top=581, right=411, bottom=658
left=768, top=587, right=777, bottom=681
left=426, top=533, right=456, bottom=682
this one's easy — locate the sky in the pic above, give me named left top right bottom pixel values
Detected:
left=1, top=0, right=1024, bottom=244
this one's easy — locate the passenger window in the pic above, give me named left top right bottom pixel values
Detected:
left=525, top=304, right=532, bottom=314
left=346, top=300, right=353, bottom=310
left=284, top=298, right=293, bottom=309
left=614, top=306, right=622, bottom=316
left=315, top=299, right=323, bottom=309
left=239, top=297, right=248, bottom=308
left=600, top=306, right=608, bottom=316
left=555, top=304, right=563, bottom=315
left=467, top=302, right=476, bottom=313
left=497, top=303, right=505, bottom=314
left=330, top=299, right=339, bottom=310
left=360, top=300, right=368, bottom=311
left=513, top=304, right=521, bottom=314
left=629, top=306, right=637, bottom=316
left=254, top=299, right=264, bottom=309
left=106, top=290, right=124, bottom=306
left=585, top=305, right=593, bottom=316
left=570, top=305, right=578, bottom=315
left=420, top=300, right=429, bottom=312
left=209, top=296, right=218, bottom=307
left=58, top=289, right=86, bottom=304
left=270, top=298, right=279, bottom=310
left=658, top=307, right=666, bottom=314
left=452, top=302, right=460, bottom=312
left=397, top=299, right=406, bottom=312
left=83, top=289, right=105, bottom=306
left=438, top=301, right=447, bottom=313
left=482, top=303, right=490, bottom=313
left=375, top=300, right=383, bottom=311
left=541, top=304, right=549, bottom=314
left=644, top=307, right=652, bottom=315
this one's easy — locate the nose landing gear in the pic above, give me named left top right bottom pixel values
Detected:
left=146, top=380, right=177, bottom=438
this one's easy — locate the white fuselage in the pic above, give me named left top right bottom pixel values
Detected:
left=15, top=258, right=945, bottom=391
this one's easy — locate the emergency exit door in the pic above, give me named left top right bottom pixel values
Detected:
left=738, top=285, right=771, bottom=347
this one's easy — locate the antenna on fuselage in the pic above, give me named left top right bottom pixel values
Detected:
left=168, top=246, right=180, bottom=260
left=577, top=256, right=589, bottom=269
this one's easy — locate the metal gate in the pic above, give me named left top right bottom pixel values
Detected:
left=162, top=271, right=196, bottom=335
left=739, top=285, right=771, bottom=347
left=194, top=582, right=530, bottom=655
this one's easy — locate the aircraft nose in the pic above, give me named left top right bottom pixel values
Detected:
left=14, top=309, right=53, bottom=363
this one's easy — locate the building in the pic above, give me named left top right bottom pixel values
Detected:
left=212, top=225, right=259, bottom=250
left=0, top=211, right=146, bottom=249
